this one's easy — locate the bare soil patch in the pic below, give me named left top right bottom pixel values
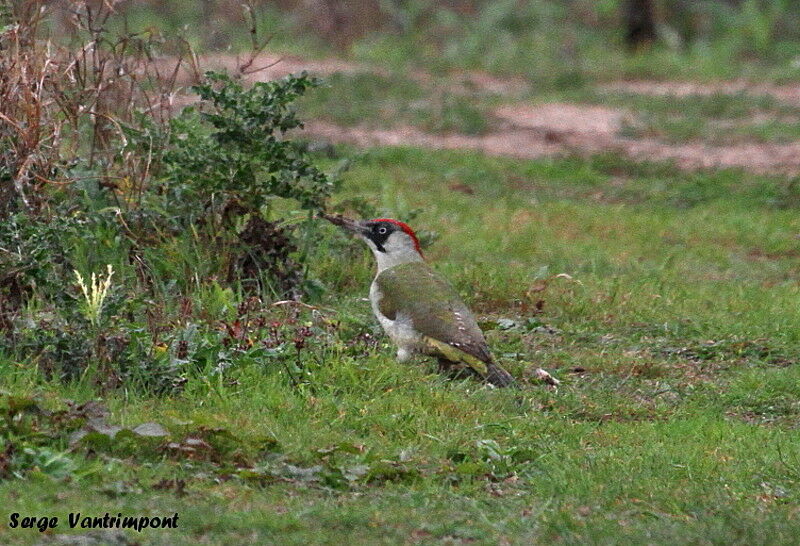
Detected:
left=599, top=80, right=800, bottom=106
left=173, top=54, right=528, bottom=96
left=304, top=120, right=565, bottom=159
left=203, top=53, right=368, bottom=81
left=495, top=103, right=630, bottom=135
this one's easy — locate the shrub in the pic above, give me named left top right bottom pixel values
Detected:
left=1, top=2, right=340, bottom=390
left=162, top=71, right=332, bottom=215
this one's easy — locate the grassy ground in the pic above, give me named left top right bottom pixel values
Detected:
left=586, top=91, right=800, bottom=144
left=6, top=2, right=800, bottom=544
left=298, top=72, right=492, bottom=135
left=295, top=69, right=800, bottom=148
left=4, top=147, right=800, bottom=544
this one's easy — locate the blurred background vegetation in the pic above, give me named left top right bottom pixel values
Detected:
left=48, top=0, right=800, bottom=82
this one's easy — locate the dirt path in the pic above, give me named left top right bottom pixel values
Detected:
left=494, top=103, right=800, bottom=174
left=182, top=54, right=530, bottom=96
left=197, top=53, right=369, bottom=81
left=178, top=53, right=800, bottom=175
left=599, top=80, right=800, bottom=106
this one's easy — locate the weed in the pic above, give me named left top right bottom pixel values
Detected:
left=73, top=265, right=115, bottom=329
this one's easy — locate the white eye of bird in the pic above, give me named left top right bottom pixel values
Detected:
left=378, top=227, right=387, bottom=234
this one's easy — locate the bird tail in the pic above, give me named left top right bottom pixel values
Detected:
left=486, top=361, right=515, bottom=388
left=425, top=337, right=516, bottom=388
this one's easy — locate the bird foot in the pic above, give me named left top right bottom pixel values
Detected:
left=437, top=358, right=483, bottom=381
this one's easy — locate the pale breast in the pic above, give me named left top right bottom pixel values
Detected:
left=370, top=280, right=424, bottom=356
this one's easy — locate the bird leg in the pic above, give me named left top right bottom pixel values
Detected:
left=436, top=357, right=483, bottom=382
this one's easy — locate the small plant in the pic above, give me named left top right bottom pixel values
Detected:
left=73, top=265, right=114, bottom=329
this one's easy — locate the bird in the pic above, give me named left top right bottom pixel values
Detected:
left=323, top=214, right=515, bottom=387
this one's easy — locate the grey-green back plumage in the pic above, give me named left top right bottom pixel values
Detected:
left=374, top=262, right=515, bottom=387
left=375, top=262, right=491, bottom=363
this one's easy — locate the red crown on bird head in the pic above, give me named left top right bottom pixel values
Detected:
left=371, top=218, right=423, bottom=256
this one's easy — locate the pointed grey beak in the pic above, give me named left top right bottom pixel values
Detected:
left=320, top=213, right=369, bottom=236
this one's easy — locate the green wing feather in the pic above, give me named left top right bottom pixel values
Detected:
left=375, top=262, right=492, bottom=375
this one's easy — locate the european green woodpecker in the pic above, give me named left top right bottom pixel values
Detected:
left=325, top=214, right=515, bottom=388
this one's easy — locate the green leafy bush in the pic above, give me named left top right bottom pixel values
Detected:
left=124, top=70, right=339, bottom=297
left=0, top=213, right=76, bottom=309
left=2, top=12, right=340, bottom=388
left=162, top=71, right=333, bottom=216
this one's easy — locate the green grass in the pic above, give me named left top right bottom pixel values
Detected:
left=9, top=2, right=800, bottom=541
left=348, top=7, right=800, bottom=86
left=582, top=91, right=800, bottom=144
left=4, top=146, right=800, bottom=543
left=299, top=70, right=800, bottom=145
left=298, top=72, right=491, bottom=135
